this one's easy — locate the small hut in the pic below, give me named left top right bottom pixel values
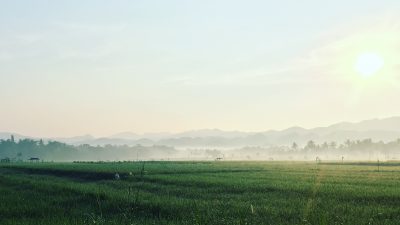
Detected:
left=29, top=157, right=40, bottom=162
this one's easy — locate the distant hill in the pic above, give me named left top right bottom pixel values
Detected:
left=109, top=132, right=172, bottom=140
left=49, top=135, right=95, bottom=144
left=311, top=117, right=400, bottom=133
left=2, top=117, right=400, bottom=147
left=172, top=129, right=250, bottom=138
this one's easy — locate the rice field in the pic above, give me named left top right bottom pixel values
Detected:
left=0, top=161, right=399, bottom=225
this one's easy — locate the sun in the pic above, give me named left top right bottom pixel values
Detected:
left=354, top=53, right=384, bottom=77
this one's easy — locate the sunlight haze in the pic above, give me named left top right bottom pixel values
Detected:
left=1, top=0, right=400, bottom=137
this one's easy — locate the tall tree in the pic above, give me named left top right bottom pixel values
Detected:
left=292, top=142, right=298, bottom=150
left=305, top=140, right=316, bottom=150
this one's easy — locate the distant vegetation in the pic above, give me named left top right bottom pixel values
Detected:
left=0, top=135, right=176, bottom=162
left=234, top=138, right=400, bottom=161
left=1, top=135, right=400, bottom=161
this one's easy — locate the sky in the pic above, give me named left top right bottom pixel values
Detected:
left=1, top=0, right=400, bottom=137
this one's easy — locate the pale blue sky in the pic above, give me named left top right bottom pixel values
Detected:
left=1, top=1, right=400, bottom=137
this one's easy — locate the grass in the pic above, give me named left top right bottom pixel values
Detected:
left=0, top=161, right=399, bottom=225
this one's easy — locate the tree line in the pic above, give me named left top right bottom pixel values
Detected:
left=0, top=135, right=176, bottom=162
left=1, top=135, right=400, bottom=161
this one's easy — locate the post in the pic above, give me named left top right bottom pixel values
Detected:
left=377, top=159, right=380, bottom=172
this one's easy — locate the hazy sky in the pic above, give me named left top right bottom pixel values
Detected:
left=1, top=1, right=400, bottom=137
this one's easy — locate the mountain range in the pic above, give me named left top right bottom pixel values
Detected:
left=2, top=117, right=400, bottom=147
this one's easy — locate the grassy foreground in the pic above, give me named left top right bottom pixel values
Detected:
left=0, top=161, right=399, bottom=225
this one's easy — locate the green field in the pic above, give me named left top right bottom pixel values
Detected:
left=1, top=161, right=399, bottom=225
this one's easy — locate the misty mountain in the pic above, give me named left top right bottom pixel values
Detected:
left=3, top=117, right=400, bottom=147
left=109, top=129, right=248, bottom=140
left=109, top=132, right=172, bottom=140
left=108, top=132, right=140, bottom=140
left=314, top=117, right=400, bottom=133
left=49, top=135, right=95, bottom=144
left=172, top=129, right=250, bottom=138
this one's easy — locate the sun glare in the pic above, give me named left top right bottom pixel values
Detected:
left=354, top=53, right=384, bottom=77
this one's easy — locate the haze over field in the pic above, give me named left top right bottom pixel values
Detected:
left=1, top=1, right=400, bottom=139
left=3, top=2, right=400, bottom=225
left=2, top=117, right=400, bottom=162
